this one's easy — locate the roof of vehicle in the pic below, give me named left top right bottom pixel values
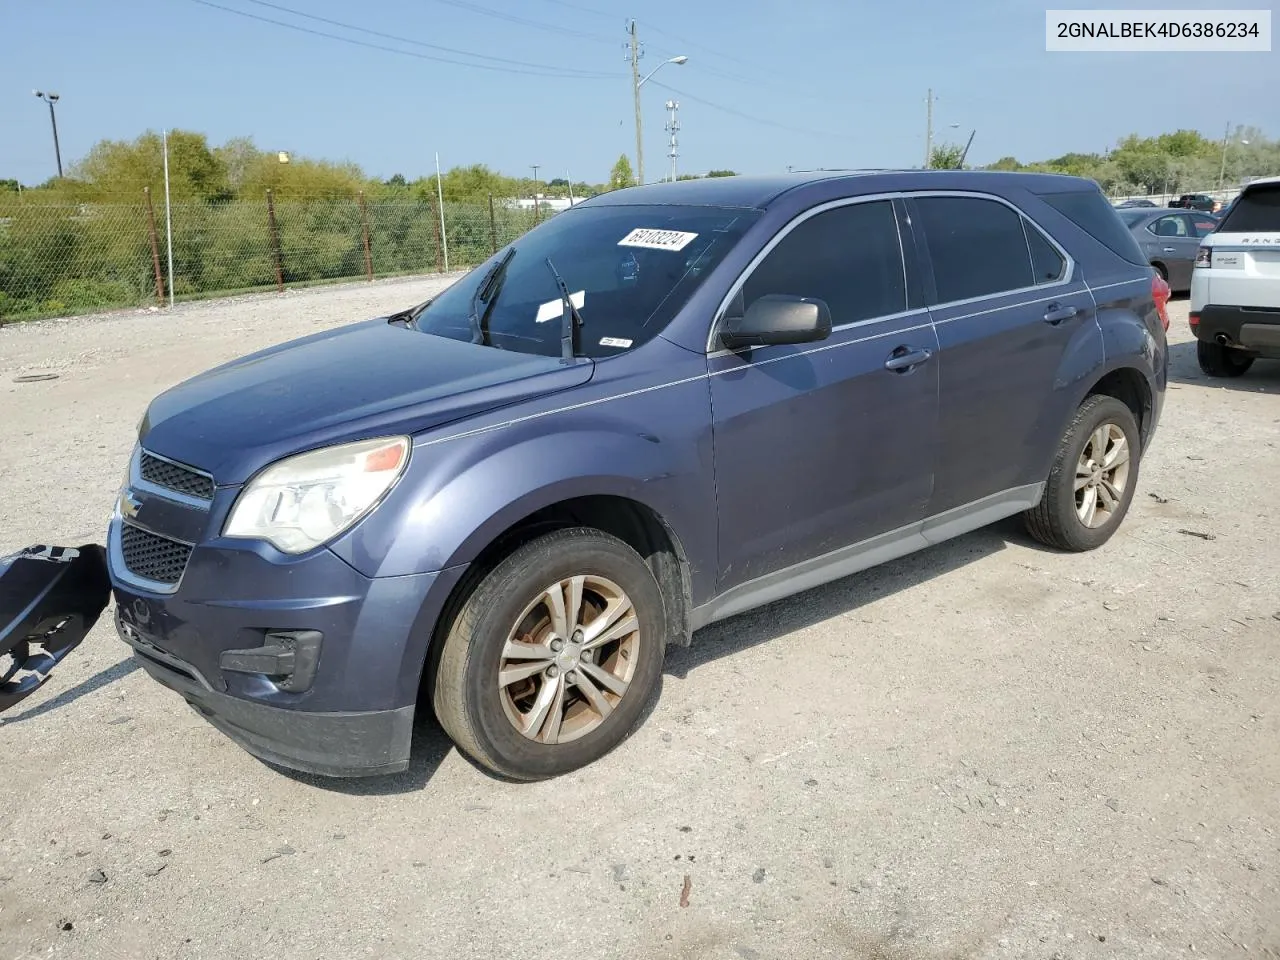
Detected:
left=1240, top=175, right=1280, bottom=192
left=578, top=169, right=1095, bottom=210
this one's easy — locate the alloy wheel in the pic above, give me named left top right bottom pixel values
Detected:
left=1074, top=422, right=1130, bottom=528
left=497, top=575, right=641, bottom=744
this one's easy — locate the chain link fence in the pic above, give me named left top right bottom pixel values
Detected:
left=0, top=193, right=551, bottom=323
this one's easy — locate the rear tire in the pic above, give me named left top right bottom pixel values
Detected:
left=433, top=527, right=667, bottom=781
left=1196, top=340, right=1254, bottom=378
left=1022, top=395, right=1141, bottom=552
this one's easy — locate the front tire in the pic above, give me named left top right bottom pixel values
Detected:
left=1023, top=395, right=1141, bottom=552
left=1196, top=340, right=1254, bottom=378
left=433, top=527, right=667, bottom=780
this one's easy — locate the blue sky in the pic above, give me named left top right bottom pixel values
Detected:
left=1, top=0, right=1274, bottom=186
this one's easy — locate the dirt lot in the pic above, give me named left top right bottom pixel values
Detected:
left=1, top=279, right=1277, bottom=960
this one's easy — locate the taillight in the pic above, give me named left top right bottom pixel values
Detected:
left=1195, top=246, right=1212, bottom=268
left=1152, top=272, right=1170, bottom=332
left=1189, top=312, right=1199, bottom=327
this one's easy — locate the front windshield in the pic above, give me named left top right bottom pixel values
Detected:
left=413, top=203, right=760, bottom=358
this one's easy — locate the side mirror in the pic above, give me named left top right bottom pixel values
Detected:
left=720, top=294, right=832, bottom=350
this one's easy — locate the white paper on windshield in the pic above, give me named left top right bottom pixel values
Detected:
left=535, top=290, right=585, bottom=323
left=617, top=228, right=698, bottom=252
left=599, top=337, right=633, bottom=348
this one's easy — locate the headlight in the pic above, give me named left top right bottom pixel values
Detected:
left=223, top=436, right=410, bottom=554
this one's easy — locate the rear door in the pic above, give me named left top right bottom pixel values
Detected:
left=906, top=191, right=1097, bottom=518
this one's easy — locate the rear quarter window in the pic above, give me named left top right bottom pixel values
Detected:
left=1039, top=189, right=1148, bottom=266
left=1217, top=184, right=1280, bottom=233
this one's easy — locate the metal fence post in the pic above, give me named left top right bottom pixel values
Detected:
left=358, top=190, right=374, bottom=281
left=143, top=187, right=166, bottom=305
left=488, top=194, right=497, bottom=254
left=431, top=200, right=444, bottom=274
left=266, top=189, right=284, bottom=292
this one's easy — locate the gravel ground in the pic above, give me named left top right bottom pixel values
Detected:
left=1, top=280, right=1278, bottom=960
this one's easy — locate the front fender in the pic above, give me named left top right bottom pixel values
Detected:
left=329, top=368, right=718, bottom=598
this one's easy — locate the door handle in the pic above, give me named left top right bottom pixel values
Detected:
left=1043, top=304, right=1079, bottom=325
left=884, top=346, right=933, bottom=372
left=1162, top=246, right=1176, bottom=253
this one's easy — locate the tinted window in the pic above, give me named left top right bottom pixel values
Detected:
left=1218, top=184, right=1280, bottom=233
left=1024, top=220, right=1067, bottom=283
left=1041, top=189, right=1148, bottom=265
left=1118, top=209, right=1150, bottom=227
left=1191, top=216, right=1219, bottom=238
left=739, top=200, right=906, bottom=324
left=914, top=196, right=1033, bottom=302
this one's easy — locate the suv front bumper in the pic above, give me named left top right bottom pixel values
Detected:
left=116, top=613, right=415, bottom=776
left=108, top=515, right=464, bottom=777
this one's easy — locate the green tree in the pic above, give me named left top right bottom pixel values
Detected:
left=928, top=143, right=966, bottom=169
left=0, top=179, right=18, bottom=193
left=609, top=154, right=635, bottom=190
left=74, top=129, right=230, bottom=201
left=706, top=169, right=738, bottom=178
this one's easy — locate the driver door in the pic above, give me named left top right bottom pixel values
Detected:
left=707, top=198, right=940, bottom=596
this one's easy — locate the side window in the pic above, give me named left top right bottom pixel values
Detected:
left=1149, top=215, right=1188, bottom=238
left=914, top=196, right=1033, bottom=302
left=739, top=200, right=906, bottom=326
left=1191, top=217, right=1219, bottom=238
left=1023, top=219, right=1067, bottom=284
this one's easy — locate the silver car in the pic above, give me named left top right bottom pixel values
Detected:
left=1117, top=207, right=1220, bottom=293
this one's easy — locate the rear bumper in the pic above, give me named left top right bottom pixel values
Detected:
left=118, top=612, right=414, bottom=776
left=1191, top=304, right=1280, bottom=356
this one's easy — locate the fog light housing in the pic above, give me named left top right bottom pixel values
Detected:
left=220, top=630, right=322, bottom=692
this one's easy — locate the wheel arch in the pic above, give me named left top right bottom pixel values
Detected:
left=413, top=489, right=695, bottom=716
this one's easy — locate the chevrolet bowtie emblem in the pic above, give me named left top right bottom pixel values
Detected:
left=119, top=488, right=142, bottom=520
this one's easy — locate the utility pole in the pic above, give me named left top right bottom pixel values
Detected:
left=665, top=99, right=680, bottom=182
left=1218, top=120, right=1228, bottom=193
left=629, top=19, right=645, bottom=185
left=924, top=88, right=935, bottom=169
left=33, top=91, right=64, bottom=178
left=530, top=164, right=541, bottom=222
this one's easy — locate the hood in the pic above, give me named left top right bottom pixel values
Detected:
left=139, top=319, right=594, bottom=484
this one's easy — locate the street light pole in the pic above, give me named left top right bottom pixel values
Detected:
left=924, top=88, right=935, bottom=168
left=33, top=90, right=64, bottom=178
left=627, top=21, right=687, bottom=187
left=530, top=164, right=541, bottom=222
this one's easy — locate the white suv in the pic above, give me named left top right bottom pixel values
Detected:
left=1189, top=176, right=1280, bottom=377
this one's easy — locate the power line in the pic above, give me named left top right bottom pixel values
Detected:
left=646, top=42, right=852, bottom=105
left=647, top=79, right=854, bottom=142
left=241, top=0, right=614, bottom=74
left=639, top=21, right=759, bottom=71
left=426, top=0, right=618, bottom=43
left=189, top=0, right=618, bottom=78
left=529, top=0, right=619, bottom=20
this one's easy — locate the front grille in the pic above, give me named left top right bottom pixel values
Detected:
left=139, top=451, right=214, bottom=500
left=120, top=522, right=193, bottom=585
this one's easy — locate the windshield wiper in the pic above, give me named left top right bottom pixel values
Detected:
left=544, top=256, right=584, bottom=362
left=469, top=247, right=516, bottom=346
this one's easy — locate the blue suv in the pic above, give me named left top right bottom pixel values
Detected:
left=108, top=171, right=1168, bottom=780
